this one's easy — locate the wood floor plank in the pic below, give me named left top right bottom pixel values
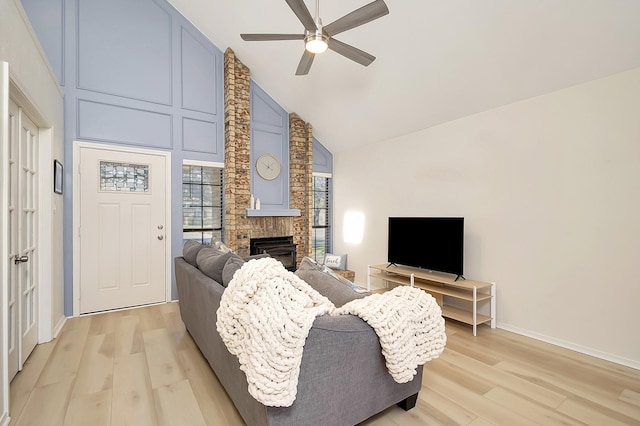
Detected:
left=442, top=339, right=568, bottom=408
left=113, top=315, right=143, bottom=358
left=153, top=379, right=207, bottom=426
left=88, top=312, right=117, bottom=336
left=142, top=328, right=186, bottom=389
left=425, top=357, right=495, bottom=396
left=63, top=389, right=111, bottom=426
left=71, top=333, right=114, bottom=397
left=176, top=349, right=244, bottom=425
left=418, top=386, right=478, bottom=425
left=426, top=362, right=540, bottom=426
left=111, top=352, right=158, bottom=426
left=8, top=340, right=57, bottom=420
left=484, top=386, right=585, bottom=425
left=36, top=325, right=90, bottom=387
left=12, top=375, right=74, bottom=426
left=138, top=304, right=167, bottom=332
left=620, top=388, right=640, bottom=407
left=557, top=396, right=636, bottom=426
left=496, top=359, right=640, bottom=421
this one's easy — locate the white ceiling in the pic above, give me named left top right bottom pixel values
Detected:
left=168, top=0, right=640, bottom=153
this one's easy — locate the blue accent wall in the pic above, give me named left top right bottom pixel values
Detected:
left=250, top=81, right=291, bottom=210
left=313, top=137, right=333, bottom=174
left=22, top=0, right=224, bottom=315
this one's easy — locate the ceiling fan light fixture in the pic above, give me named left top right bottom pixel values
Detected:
left=305, top=32, right=328, bottom=54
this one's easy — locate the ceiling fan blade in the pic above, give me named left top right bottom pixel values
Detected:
left=285, top=0, right=317, bottom=32
left=295, top=50, right=315, bottom=75
left=327, top=38, right=375, bottom=66
left=241, top=34, right=305, bottom=41
left=323, top=0, right=389, bottom=37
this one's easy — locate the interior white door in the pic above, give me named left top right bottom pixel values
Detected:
left=79, top=146, right=167, bottom=314
left=7, top=98, right=39, bottom=381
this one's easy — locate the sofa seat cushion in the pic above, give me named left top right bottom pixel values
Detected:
left=295, top=257, right=370, bottom=307
left=196, top=247, right=233, bottom=283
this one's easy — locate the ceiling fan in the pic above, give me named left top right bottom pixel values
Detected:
left=240, top=0, right=389, bottom=75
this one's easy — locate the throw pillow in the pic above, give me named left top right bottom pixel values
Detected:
left=222, top=254, right=245, bottom=287
left=295, top=257, right=369, bottom=307
left=324, top=253, right=347, bottom=270
left=212, top=239, right=233, bottom=253
left=183, top=240, right=205, bottom=267
left=196, top=247, right=233, bottom=284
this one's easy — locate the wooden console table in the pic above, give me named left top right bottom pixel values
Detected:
left=368, top=264, right=495, bottom=336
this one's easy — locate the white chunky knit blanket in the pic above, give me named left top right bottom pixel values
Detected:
left=217, top=258, right=446, bottom=407
left=333, top=285, right=446, bottom=383
left=216, top=258, right=334, bottom=407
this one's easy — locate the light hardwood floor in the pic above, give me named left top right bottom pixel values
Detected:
left=9, top=302, right=640, bottom=425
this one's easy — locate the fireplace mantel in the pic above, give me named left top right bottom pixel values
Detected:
left=246, top=208, right=301, bottom=217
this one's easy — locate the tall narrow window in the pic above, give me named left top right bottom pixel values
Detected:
left=182, top=163, right=223, bottom=244
left=312, top=174, right=331, bottom=263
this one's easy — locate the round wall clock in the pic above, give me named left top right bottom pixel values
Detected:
left=255, top=154, right=281, bottom=180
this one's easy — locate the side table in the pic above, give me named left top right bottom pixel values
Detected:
left=332, top=269, right=355, bottom=281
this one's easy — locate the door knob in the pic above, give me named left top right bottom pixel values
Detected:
left=14, top=255, right=29, bottom=264
left=157, top=235, right=164, bottom=240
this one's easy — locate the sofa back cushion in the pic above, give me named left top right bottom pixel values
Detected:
left=222, top=254, right=245, bottom=287
left=183, top=240, right=206, bottom=266
left=196, top=247, right=233, bottom=284
left=295, top=257, right=370, bottom=307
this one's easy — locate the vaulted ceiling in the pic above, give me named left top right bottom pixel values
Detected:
left=168, top=0, right=640, bottom=153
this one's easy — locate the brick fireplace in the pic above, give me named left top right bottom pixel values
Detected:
left=223, top=48, right=313, bottom=268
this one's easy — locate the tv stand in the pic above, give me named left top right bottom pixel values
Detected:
left=368, top=264, right=495, bottom=336
left=454, top=275, right=465, bottom=282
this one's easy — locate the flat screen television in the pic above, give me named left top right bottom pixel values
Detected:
left=388, top=217, right=464, bottom=278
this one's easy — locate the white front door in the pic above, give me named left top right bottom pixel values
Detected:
left=7, top=98, right=39, bottom=381
left=78, top=145, right=168, bottom=314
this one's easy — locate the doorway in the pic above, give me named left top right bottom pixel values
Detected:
left=73, top=143, right=171, bottom=314
left=7, top=99, right=39, bottom=381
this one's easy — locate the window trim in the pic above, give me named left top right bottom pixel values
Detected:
left=312, top=172, right=332, bottom=263
left=182, top=160, right=224, bottom=245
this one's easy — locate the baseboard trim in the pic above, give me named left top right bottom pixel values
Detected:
left=497, top=322, right=640, bottom=371
left=0, top=411, right=10, bottom=426
left=52, top=315, right=67, bottom=339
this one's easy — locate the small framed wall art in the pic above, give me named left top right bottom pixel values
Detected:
left=54, top=160, right=63, bottom=194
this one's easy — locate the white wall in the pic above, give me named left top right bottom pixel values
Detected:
left=333, top=67, right=640, bottom=369
left=0, top=0, right=65, bottom=422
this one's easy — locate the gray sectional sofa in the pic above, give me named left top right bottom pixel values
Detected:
left=175, top=242, right=423, bottom=426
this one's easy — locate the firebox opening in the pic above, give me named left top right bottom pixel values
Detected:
left=250, top=236, right=297, bottom=271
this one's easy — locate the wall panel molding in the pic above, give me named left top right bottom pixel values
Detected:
left=313, top=137, right=333, bottom=174
left=182, top=117, right=218, bottom=154
left=76, top=0, right=173, bottom=105
left=77, top=99, right=172, bottom=149
left=181, top=27, right=218, bottom=115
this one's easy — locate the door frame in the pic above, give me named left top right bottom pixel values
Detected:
left=72, top=141, right=172, bottom=316
left=3, top=71, right=56, bottom=345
